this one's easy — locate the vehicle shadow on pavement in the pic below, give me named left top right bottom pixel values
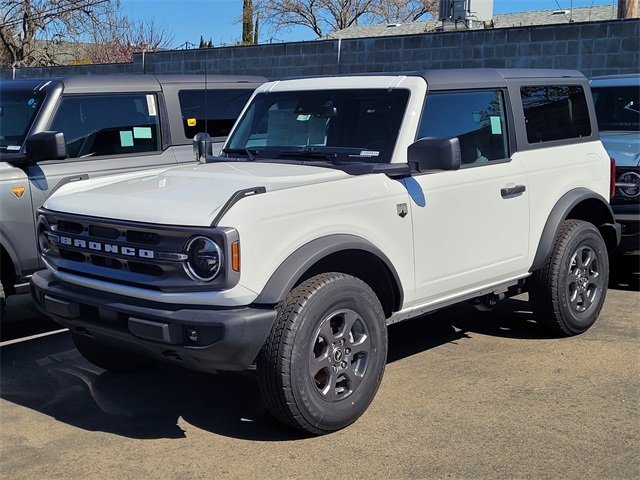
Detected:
left=1, top=333, right=305, bottom=441
left=609, top=254, right=640, bottom=292
left=1, top=297, right=554, bottom=442
left=1, top=256, right=635, bottom=442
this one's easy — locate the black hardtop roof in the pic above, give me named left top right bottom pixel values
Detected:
left=278, top=68, right=587, bottom=90
left=0, top=74, right=267, bottom=94
left=412, top=68, right=586, bottom=90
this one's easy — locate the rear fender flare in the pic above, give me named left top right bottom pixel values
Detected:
left=531, top=188, right=616, bottom=272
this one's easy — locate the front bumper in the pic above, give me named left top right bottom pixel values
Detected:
left=31, top=269, right=278, bottom=372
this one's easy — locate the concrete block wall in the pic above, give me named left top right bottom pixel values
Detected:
left=2, top=18, right=638, bottom=80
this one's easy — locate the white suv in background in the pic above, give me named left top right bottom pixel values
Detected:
left=590, top=74, right=640, bottom=255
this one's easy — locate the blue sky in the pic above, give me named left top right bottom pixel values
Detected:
left=118, top=0, right=619, bottom=49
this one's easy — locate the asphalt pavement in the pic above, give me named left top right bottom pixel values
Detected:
left=1, top=258, right=638, bottom=480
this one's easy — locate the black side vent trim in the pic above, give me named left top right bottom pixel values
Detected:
left=211, top=186, right=266, bottom=227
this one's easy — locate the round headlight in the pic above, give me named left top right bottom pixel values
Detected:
left=184, top=236, right=223, bottom=282
left=36, top=216, right=54, bottom=255
left=38, top=230, right=51, bottom=254
left=617, top=171, right=640, bottom=199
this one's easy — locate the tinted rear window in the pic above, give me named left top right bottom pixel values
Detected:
left=178, top=89, right=254, bottom=140
left=521, top=85, right=591, bottom=143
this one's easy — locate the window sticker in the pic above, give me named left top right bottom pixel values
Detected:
left=133, top=127, right=152, bottom=139
left=187, top=118, right=197, bottom=127
left=490, top=116, right=502, bottom=135
left=146, top=95, right=157, bottom=116
left=120, top=130, right=134, bottom=147
left=350, top=150, right=380, bottom=158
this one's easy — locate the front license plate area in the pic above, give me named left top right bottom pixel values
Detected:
left=44, top=294, right=80, bottom=319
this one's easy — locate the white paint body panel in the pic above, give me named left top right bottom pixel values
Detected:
left=40, top=73, right=614, bottom=314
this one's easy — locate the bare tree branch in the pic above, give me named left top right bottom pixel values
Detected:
left=257, top=0, right=438, bottom=39
left=0, top=1, right=173, bottom=67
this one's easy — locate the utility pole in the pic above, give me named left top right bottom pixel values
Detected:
left=617, top=0, right=638, bottom=19
left=242, top=0, right=254, bottom=45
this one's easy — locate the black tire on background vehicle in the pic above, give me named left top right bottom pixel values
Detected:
left=529, top=219, right=609, bottom=337
left=0, top=281, right=5, bottom=321
left=257, top=273, right=388, bottom=435
left=71, top=332, right=156, bottom=372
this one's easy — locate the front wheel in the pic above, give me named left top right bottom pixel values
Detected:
left=529, top=220, right=609, bottom=336
left=257, top=273, right=387, bottom=435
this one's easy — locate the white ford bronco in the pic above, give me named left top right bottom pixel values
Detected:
left=32, top=69, right=621, bottom=434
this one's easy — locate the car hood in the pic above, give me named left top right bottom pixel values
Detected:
left=43, top=162, right=351, bottom=226
left=599, top=131, right=640, bottom=167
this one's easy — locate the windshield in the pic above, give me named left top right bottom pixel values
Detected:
left=592, top=85, right=640, bottom=132
left=225, top=89, right=409, bottom=164
left=0, top=88, right=46, bottom=152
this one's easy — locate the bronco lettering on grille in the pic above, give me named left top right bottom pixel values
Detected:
left=58, top=235, right=155, bottom=259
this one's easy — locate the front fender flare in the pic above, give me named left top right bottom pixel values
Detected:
left=254, top=234, right=403, bottom=307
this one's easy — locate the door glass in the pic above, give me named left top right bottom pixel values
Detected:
left=418, top=90, right=509, bottom=165
left=49, top=94, right=161, bottom=158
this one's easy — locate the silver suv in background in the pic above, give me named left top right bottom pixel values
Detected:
left=0, top=74, right=266, bottom=313
left=590, top=74, right=640, bottom=255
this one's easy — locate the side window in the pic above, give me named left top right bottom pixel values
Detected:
left=521, top=85, right=591, bottom=143
left=178, top=89, right=254, bottom=140
left=418, top=90, right=509, bottom=165
left=49, top=94, right=161, bottom=158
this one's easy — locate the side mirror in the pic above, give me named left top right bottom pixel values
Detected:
left=193, top=132, right=213, bottom=163
left=407, top=137, right=461, bottom=173
left=25, top=131, right=67, bottom=162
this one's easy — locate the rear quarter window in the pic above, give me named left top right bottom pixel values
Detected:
left=521, top=85, right=591, bottom=143
left=178, top=89, right=254, bottom=140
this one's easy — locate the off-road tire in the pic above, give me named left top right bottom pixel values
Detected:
left=72, top=332, right=156, bottom=372
left=529, top=219, right=609, bottom=336
left=257, top=273, right=387, bottom=435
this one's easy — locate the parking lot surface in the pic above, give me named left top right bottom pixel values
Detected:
left=1, top=260, right=638, bottom=480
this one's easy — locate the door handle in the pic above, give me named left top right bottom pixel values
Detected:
left=501, top=184, right=526, bottom=198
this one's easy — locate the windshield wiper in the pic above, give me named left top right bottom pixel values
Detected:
left=624, top=101, right=640, bottom=114
left=278, top=149, right=338, bottom=161
left=221, top=148, right=258, bottom=160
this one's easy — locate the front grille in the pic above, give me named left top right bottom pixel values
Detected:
left=39, top=209, right=235, bottom=292
left=89, top=225, right=120, bottom=240
left=613, top=167, right=640, bottom=205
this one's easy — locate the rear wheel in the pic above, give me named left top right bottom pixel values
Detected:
left=72, top=333, right=156, bottom=372
left=257, top=273, right=387, bottom=435
left=529, top=220, right=609, bottom=336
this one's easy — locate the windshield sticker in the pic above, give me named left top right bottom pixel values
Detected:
left=146, top=95, right=157, bottom=116
left=357, top=150, right=380, bottom=157
left=28, top=98, right=36, bottom=106
left=120, top=130, right=134, bottom=147
left=133, top=127, right=152, bottom=139
left=7, top=145, right=20, bottom=151
left=187, top=118, right=197, bottom=127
